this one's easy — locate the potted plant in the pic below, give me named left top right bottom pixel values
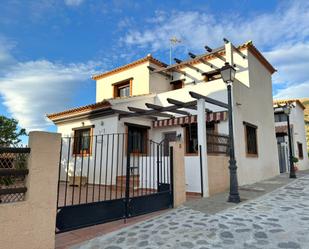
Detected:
left=292, top=156, right=299, bottom=171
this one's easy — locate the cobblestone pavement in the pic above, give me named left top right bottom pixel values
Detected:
left=71, top=175, right=309, bottom=249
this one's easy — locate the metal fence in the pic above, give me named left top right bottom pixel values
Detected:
left=57, top=133, right=172, bottom=208
left=56, top=133, right=173, bottom=232
left=207, top=132, right=229, bottom=155
left=0, top=147, right=30, bottom=203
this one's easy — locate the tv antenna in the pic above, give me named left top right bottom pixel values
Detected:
left=169, top=36, right=181, bottom=65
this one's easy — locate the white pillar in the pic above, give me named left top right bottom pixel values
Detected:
left=197, top=98, right=209, bottom=197
left=225, top=42, right=233, bottom=65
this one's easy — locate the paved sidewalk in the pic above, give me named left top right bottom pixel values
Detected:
left=70, top=171, right=309, bottom=249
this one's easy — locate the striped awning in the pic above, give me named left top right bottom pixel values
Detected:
left=153, top=111, right=227, bottom=128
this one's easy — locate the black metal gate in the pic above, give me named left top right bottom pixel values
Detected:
left=56, top=133, right=173, bottom=233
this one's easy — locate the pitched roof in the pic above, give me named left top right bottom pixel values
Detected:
left=47, top=100, right=111, bottom=120
left=170, top=41, right=276, bottom=75
left=92, top=41, right=276, bottom=82
left=46, top=93, right=155, bottom=121
left=92, top=54, right=167, bottom=80
left=273, top=99, right=306, bottom=110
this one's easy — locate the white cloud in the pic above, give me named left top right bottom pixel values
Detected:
left=0, top=37, right=103, bottom=131
left=274, top=82, right=309, bottom=100
left=123, top=1, right=309, bottom=52
left=64, top=0, right=84, bottom=7
left=264, top=42, right=309, bottom=85
left=0, top=59, right=101, bottom=131
left=0, top=36, right=16, bottom=65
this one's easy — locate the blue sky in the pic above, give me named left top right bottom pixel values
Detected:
left=0, top=0, right=308, bottom=133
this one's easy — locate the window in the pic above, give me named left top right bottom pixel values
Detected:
left=298, top=142, right=304, bottom=159
left=113, top=79, right=132, bottom=98
left=274, top=112, right=287, bottom=122
left=244, top=122, right=258, bottom=156
left=170, top=80, right=184, bottom=90
left=73, top=128, right=92, bottom=155
left=128, top=125, right=148, bottom=154
left=184, top=123, right=216, bottom=154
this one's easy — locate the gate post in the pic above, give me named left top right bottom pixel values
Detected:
left=0, top=131, right=61, bottom=249
left=169, top=141, right=186, bottom=207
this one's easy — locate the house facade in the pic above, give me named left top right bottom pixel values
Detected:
left=48, top=40, right=280, bottom=197
left=273, top=99, right=309, bottom=172
left=300, top=98, right=309, bottom=153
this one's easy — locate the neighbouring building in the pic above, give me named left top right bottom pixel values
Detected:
left=300, top=98, right=309, bottom=153
left=273, top=99, right=309, bottom=173
left=48, top=40, right=280, bottom=198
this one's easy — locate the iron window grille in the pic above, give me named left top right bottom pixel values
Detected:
left=244, top=122, right=258, bottom=156
left=73, top=128, right=92, bottom=155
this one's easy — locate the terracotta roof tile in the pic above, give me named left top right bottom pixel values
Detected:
left=47, top=100, right=111, bottom=120
left=273, top=99, right=306, bottom=110
left=92, top=55, right=167, bottom=80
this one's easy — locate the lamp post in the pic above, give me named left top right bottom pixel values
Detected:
left=220, top=62, right=240, bottom=203
left=283, top=106, right=296, bottom=178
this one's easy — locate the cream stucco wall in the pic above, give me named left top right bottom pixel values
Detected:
left=232, top=50, right=280, bottom=185
left=96, top=61, right=171, bottom=102
left=96, top=62, right=151, bottom=101
left=208, top=155, right=229, bottom=196
left=0, top=132, right=61, bottom=249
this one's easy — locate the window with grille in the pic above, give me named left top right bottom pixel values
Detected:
left=73, top=128, right=92, bottom=155
left=298, top=142, right=303, bottom=159
left=127, top=125, right=148, bottom=154
left=244, top=122, right=258, bottom=156
left=184, top=123, right=216, bottom=154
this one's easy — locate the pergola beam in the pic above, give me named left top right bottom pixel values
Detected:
left=166, top=98, right=197, bottom=110
left=223, top=38, right=246, bottom=59
left=204, top=45, right=226, bottom=62
left=148, top=66, right=171, bottom=78
left=189, top=91, right=228, bottom=109
left=175, top=57, right=203, bottom=73
left=145, top=103, right=190, bottom=116
left=127, top=106, right=174, bottom=118
left=153, top=46, right=224, bottom=74
left=188, top=52, right=218, bottom=69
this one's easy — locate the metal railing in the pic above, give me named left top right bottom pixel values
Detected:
left=57, top=133, right=172, bottom=208
left=0, top=147, right=30, bottom=203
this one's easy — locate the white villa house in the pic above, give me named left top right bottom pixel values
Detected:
left=273, top=99, right=309, bottom=173
left=48, top=40, right=280, bottom=198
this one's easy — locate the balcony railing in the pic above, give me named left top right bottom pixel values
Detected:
left=207, top=132, right=229, bottom=155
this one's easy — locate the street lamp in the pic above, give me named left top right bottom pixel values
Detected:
left=283, top=105, right=296, bottom=178
left=220, top=62, right=241, bottom=203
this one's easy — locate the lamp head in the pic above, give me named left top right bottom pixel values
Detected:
left=283, top=105, right=291, bottom=115
left=220, top=62, right=236, bottom=84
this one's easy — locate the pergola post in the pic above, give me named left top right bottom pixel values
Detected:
left=197, top=98, right=209, bottom=197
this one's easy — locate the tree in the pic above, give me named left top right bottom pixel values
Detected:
left=0, top=116, right=27, bottom=147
